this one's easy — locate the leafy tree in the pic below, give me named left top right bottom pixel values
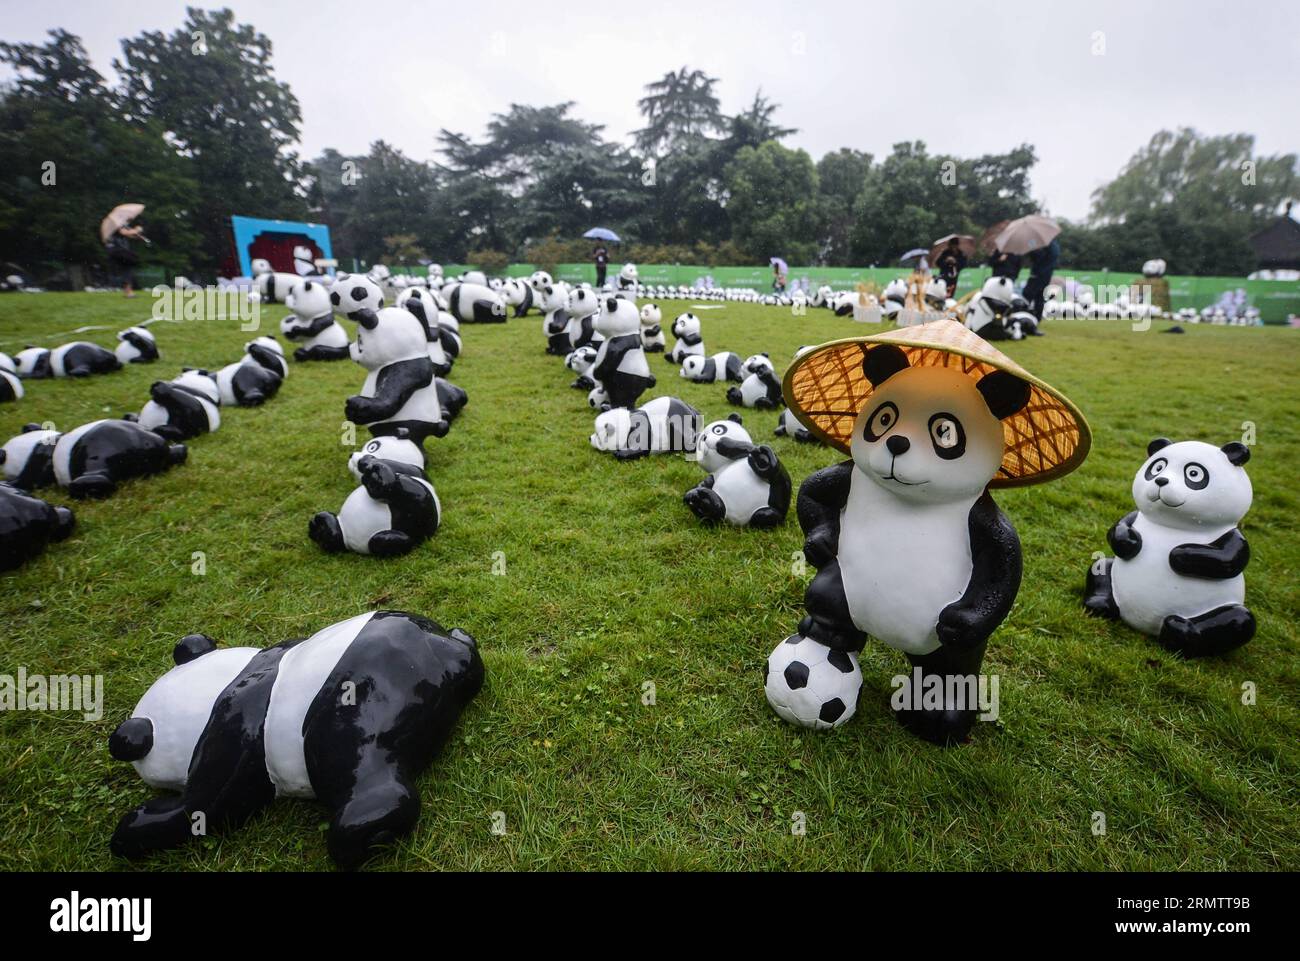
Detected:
left=724, top=90, right=797, bottom=151
left=815, top=148, right=872, bottom=265
left=439, top=102, right=604, bottom=194
left=634, top=67, right=723, bottom=155
left=725, top=141, right=819, bottom=263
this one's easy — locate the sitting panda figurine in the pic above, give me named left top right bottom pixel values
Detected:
left=0, top=482, right=75, bottom=571
left=282, top=279, right=350, bottom=361
left=115, top=327, right=159, bottom=365
left=617, top=263, right=639, bottom=291
left=775, top=408, right=816, bottom=444
left=727, top=354, right=783, bottom=409
left=965, top=276, right=1016, bottom=340
left=106, top=610, right=483, bottom=869
left=923, top=277, right=949, bottom=311
left=1084, top=438, right=1254, bottom=657
left=540, top=285, right=572, bottom=355
left=396, top=288, right=453, bottom=377
left=680, top=351, right=742, bottom=383
left=137, top=369, right=221, bottom=440
left=0, top=367, right=20, bottom=403
left=329, top=272, right=385, bottom=319
left=640, top=304, right=665, bottom=353
left=528, top=270, right=553, bottom=296
left=345, top=307, right=448, bottom=446
left=503, top=278, right=534, bottom=317
left=589, top=297, right=654, bottom=410
left=565, top=286, right=602, bottom=351
left=41, top=419, right=186, bottom=498
left=590, top=396, right=701, bottom=461
left=216, top=339, right=286, bottom=407
left=310, top=432, right=439, bottom=557
left=666, top=313, right=704, bottom=364
left=565, top=345, right=600, bottom=391
left=684, top=414, right=791, bottom=528
left=1, top=425, right=60, bottom=488
left=14, top=347, right=52, bottom=378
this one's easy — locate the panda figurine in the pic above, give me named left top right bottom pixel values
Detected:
left=396, top=288, right=453, bottom=377
left=0, top=482, right=75, bottom=571
left=680, top=351, right=742, bottom=383
left=0, top=367, right=21, bottom=403
left=640, top=304, right=665, bottom=353
left=106, top=610, right=484, bottom=869
left=48, top=419, right=188, bottom=497
left=434, top=302, right=463, bottom=359
left=115, top=327, right=159, bottom=365
left=565, top=286, right=602, bottom=351
left=666, top=313, right=704, bottom=364
left=965, top=276, right=1016, bottom=340
left=447, top=281, right=506, bottom=324
left=1, top=425, right=60, bottom=488
left=0, top=352, right=15, bottom=376
left=565, top=345, right=600, bottom=391
left=345, top=307, right=448, bottom=445
left=923, top=277, right=949, bottom=311
left=1084, top=438, right=1254, bottom=657
left=540, top=285, right=572, bottom=355
left=282, top=279, right=350, bottom=361
left=590, top=396, right=702, bottom=460
left=251, top=259, right=303, bottom=304
left=14, top=347, right=52, bottom=379
left=775, top=408, right=816, bottom=444
left=310, top=432, right=440, bottom=557
left=503, top=278, right=534, bottom=317
left=727, top=354, right=783, bottom=409
left=137, top=369, right=221, bottom=440
left=589, top=297, right=655, bottom=410
left=43, top=341, right=122, bottom=378
left=617, top=263, right=639, bottom=290
left=684, top=414, right=791, bottom=528
left=216, top=339, right=285, bottom=407
left=436, top=378, right=468, bottom=422
left=329, top=272, right=385, bottom=319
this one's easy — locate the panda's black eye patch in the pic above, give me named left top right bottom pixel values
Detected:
left=1145, top=457, right=1168, bottom=480
left=351, top=286, right=368, bottom=301
left=1184, top=462, right=1209, bottom=490
left=863, top=401, right=899, bottom=442
left=330, top=291, right=340, bottom=305
left=928, top=413, right=966, bottom=459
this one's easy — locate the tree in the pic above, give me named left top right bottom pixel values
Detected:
left=725, top=142, right=820, bottom=264
left=115, top=7, right=308, bottom=267
left=849, top=141, right=960, bottom=265
left=815, top=148, right=872, bottom=265
left=724, top=90, right=797, bottom=151
left=633, top=67, right=723, bottom=155
left=438, top=102, right=604, bottom=194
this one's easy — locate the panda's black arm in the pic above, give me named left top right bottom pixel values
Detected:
left=345, top=358, right=433, bottom=422
left=1107, top=510, right=1142, bottom=560
left=300, top=313, right=338, bottom=337
left=644, top=324, right=661, bottom=336
left=715, top=437, right=755, bottom=461
left=1169, top=529, right=1250, bottom=579
left=680, top=332, right=703, bottom=346
left=936, top=492, right=1023, bottom=650
left=796, top=461, right=853, bottom=568
left=746, top=445, right=787, bottom=486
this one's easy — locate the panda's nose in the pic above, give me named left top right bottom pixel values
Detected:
left=886, top=435, right=910, bottom=457
left=1154, top=476, right=1169, bottom=487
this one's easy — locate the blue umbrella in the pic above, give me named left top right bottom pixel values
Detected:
left=769, top=257, right=788, bottom=274
left=584, top=228, right=621, bottom=242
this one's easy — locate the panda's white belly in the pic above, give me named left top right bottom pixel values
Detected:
left=713, top=461, right=769, bottom=524
left=264, top=611, right=377, bottom=798
left=1111, top=516, right=1244, bottom=636
left=361, top=369, right=442, bottom=425
left=836, top=473, right=975, bottom=656
left=310, top=322, right=349, bottom=349
left=740, top=374, right=766, bottom=405
left=338, top=485, right=394, bottom=553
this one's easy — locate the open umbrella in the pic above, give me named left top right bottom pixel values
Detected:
left=979, top=220, right=1010, bottom=254
left=583, top=227, right=621, bottom=242
left=992, top=215, right=1060, bottom=256
left=100, top=203, right=144, bottom=243
left=769, top=257, right=788, bottom=274
left=930, top=234, right=975, bottom=263
left=899, top=248, right=929, bottom=266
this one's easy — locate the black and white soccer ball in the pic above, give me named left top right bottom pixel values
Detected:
left=764, top=635, right=862, bottom=730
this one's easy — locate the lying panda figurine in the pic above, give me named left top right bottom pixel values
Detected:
left=680, top=351, right=742, bottom=383
left=447, top=282, right=506, bottom=324
left=589, top=297, right=654, bottom=410
left=0, top=482, right=75, bottom=571
left=1, top=425, right=60, bottom=488
left=282, top=279, right=350, bottom=361
left=106, top=610, right=483, bottom=869
left=639, top=304, right=665, bottom=352
left=310, top=432, right=439, bottom=557
left=345, top=307, right=448, bottom=446
left=46, top=341, right=123, bottom=378
left=14, top=347, right=52, bottom=378
left=565, top=345, right=599, bottom=391
left=251, top=258, right=304, bottom=304
left=396, top=289, right=453, bottom=377
left=0, top=367, right=20, bottom=403
left=0, top=352, right=14, bottom=375
left=435, top=378, right=468, bottom=422
left=775, top=408, right=816, bottom=443
left=565, top=287, right=602, bottom=351
left=216, top=339, right=285, bottom=407
left=1084, top=438, right=1254, bottom=657
left=590, top=396, right=701, bottom=461
left=7, top=419, right=187, bottom=498
left=137, top=369, right=221, bottom=440
left=727, top=354, right=783, bottom=409
left=684, top=415, right=791, bottom=528
left=115, top=327, right=159, bottom=365
left=666, top=313, right=704, bottom=364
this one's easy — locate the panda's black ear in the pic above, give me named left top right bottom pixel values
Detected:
left=1147, top=437, right=1172, bottom=456
left=109, top=717, right=153, bottom=762
left=173, top=633, right=216, bottom=665
left=21, top=423, right=43, bottom=433
left=862, top=344, right=909, bottom=387
left=352, top=308, right=379, bottom=330
left=977, top=370, right=1031, bottom=420
left=1222, top=441, right=1250, bottom=466
left=727, top=413, right=743, bottom=424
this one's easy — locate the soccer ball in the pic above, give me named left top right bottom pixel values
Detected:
left=764, top=635, right=863, bottom=730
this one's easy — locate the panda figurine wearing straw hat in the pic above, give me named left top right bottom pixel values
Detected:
left=765, top=319, right=1090, bottom=743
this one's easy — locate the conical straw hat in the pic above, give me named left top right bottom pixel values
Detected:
left=783, top=319, right=1090, bottom=488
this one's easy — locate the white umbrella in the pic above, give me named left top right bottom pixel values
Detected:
left=993, top=215, right=1060, bottom=256
left=100, top=203, right=144, bottom=243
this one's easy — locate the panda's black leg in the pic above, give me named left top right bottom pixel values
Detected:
left=1158, top=605, right=1256, bottom=658
left=571, top=375, right=594, bottom=391
left=798, top=561, right=867, bottom=653
left=1083, top=557, right=1120, bottom=619
left=367, top=530, right=417, bottom=558
left=327, top=771, right=420, bottom=871
left=308, top=512, right=346, bottom=553
left=109, top=796, right=196, bottom=858
left=726, top=386, right=744, bottom=406
left=67, top=472, right=116, bottom=499
left=683, top=484, right=726, bottom=523
left=894, top=640, right=990, bottom=747
left=168, top=443, right=189, bottom=466
left=749, top=506, right=784, bottom=529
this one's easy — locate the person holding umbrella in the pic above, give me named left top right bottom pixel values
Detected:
left=988, top=215, right=1061, bottom=319
left=101, top=203, right=148, bottom=298
left=583, top=228, right=620, bottom=288
left=770, top=257, right=788, bottom=292
left=931, top=234, right=973, bottom=298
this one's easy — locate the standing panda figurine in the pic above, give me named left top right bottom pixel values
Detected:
left=216, top=339, right=286, bottom=407
left=766, top=320, right=1090, bottom=743
left=0, top=482, right=75, bottom=571
left=114, top=327, right=159, bottom=365
left=310, top=431, right=439, bottom=557
left=345, top=307, right=448, bottom=446
left=136, top=369, right=221, bottom=440
left=666, top=313, right=704, bottom=364
left=282, top=279, right=351, bottom=361
left=640, top=304, right=665, bottom=353
left=727, top=354, right=783, bottom=409
left=1084, top=438, right=1254, bottom=657
left=684, top=415, right=791, bottom=528
left=589, top=297, right=655, bottom=410
left=590, top=396, right=701, bottom=460
left=107, top=610, right=483, bottom=869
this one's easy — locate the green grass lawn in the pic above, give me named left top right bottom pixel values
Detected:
left=1, top=292, right=1297, bottom=871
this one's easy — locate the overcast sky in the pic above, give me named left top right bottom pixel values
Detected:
left=4, top=0, right=1298, bottom=220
